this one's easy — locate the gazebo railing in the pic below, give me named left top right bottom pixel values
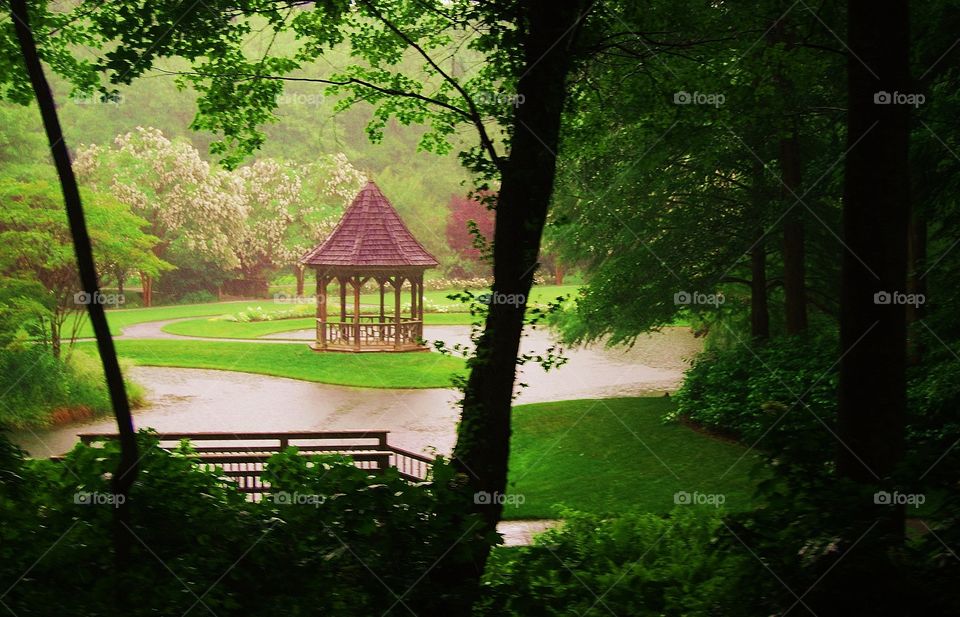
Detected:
left=318, top=318, right=424, bottom=349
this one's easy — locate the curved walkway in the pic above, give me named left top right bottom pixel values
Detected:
left=16, top=321, right=701, bottom=458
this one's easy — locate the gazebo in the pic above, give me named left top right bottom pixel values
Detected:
left=300, top=181, right=439, bottom=352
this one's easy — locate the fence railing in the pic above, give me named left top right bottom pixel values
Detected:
left=76, top=431, right=435, bottom=496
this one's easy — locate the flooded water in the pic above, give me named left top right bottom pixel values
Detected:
left=11, top=325, right=701, bottom=458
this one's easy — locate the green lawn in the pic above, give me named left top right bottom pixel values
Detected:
left=78, top=340, right=465, bottom=389
left=69, top=301, right=304, bottom=338
left=70, top=284, right=580, bottom=338
left=503, top=397, right=764, bottom=519
left=162, top=312, right=475, bottom=338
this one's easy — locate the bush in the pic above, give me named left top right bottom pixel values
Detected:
left=477, top=508, right=740, bottom=617
left=672, top=332, right=839, bottom=468
left=0, top=432, right=489, bottom=615
left=177, top=290, right=218, bottom=304
left=671, top=330, right=960, bottom=616
left=222, top=304, right=311, bottom=322
left=0, top=347, right=143, bottom=428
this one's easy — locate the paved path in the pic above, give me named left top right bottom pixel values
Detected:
left=498, top=519, right=561, bottom=546
left=14, top=321, right=701, bottom=462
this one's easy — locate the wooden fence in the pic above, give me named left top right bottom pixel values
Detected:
left=77, top=431, right=434, bottom=497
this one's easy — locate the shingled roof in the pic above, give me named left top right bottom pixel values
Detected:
left=300, top=181, right=439, bottom=268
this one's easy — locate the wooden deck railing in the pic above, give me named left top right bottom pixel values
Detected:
left=76, top=431, right=435, bottom=496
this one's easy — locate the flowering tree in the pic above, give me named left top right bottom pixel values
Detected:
left=77, top=128, right=365, bottom=300
left=227, top=159, right=300, bottom=295
left=288, top=154, right=367, bottom=295
left=76, top=127, right=245, bottom=304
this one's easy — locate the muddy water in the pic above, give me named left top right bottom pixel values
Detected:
left=11, top=326, right=701, bottom=458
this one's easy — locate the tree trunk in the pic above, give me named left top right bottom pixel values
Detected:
left=447, top=0, right=587, bottom=609
left=781, top=131, right=808, bottom=334
left=50, top=315, right=61, bottom=359
left=141, top=272, right=152, bottom=307
left=750, top=160, right=769, bottom=340
left=836, top=7, right=911, bottom=614
left=839, top=0, right=910, bottom=485
left=295, top=264, right=305, bottom=297
left=906, top=206, right=926, bottom=365
left=554, top=261, right=564, bottom=285
left=9, top=0, right=139, bottom=591
left=751, top=234, right=770, bottom=340
left=768, top=18, right=808, bottom=335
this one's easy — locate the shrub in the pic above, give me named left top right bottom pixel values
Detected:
left=0, top=432, right=489, bottom=616
left=177, top=290, right=218, bottom=304
left=222, top=304, right=312, bottom=322
left=477, top=508, right=741, bottom=617
left=672, top=332, right=839, bottom=468
left=0, top=347, right=143, bottom=428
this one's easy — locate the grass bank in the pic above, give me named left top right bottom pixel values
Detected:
left=0, top=348, right=144, bottom=428
left=503, top=396, right=764, bottom=519
left=77, top=340, right=464, bottom=389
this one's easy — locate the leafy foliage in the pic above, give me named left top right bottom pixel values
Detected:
left=477, top=508, right=742, bottom=617
left=0, top=431, right=490, bottom=615
left=0, top=347, right=142, bottom=428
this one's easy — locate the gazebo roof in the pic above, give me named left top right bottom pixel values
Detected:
left=300, top=181, right=439, bottom=269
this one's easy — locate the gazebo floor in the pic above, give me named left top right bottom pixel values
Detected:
left=308, top=342, right=431, bottom=353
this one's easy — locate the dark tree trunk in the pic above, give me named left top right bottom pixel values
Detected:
left=906, top=206, right=926, bottom=365
left=781, top=131, right=808, bottom=334
left=9, top=0, right=139, bottom=585
left=836, top=11, right=910, bottom=613
left=750, top=160, right=770, bottom=340
left=751, top=234, right=770, bottom=340
left=839, top=0, right=910, bottom=485
left=446, top=0, right=587, bottom=610
left=769, top=15, right=808, bottom=335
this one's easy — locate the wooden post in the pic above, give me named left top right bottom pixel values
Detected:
left=317, top=271, right=327, bottom=350
left=379, top=278, right=386, bottom=341
left=353, top=275, right=361, bottom=351
left=410, top=276, right=418, bottom=325
left=339, top=277, right=347, bottom=322
left=394, top=275, right=403, bottom=350
left=417, top=273, right=424, bottom=340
